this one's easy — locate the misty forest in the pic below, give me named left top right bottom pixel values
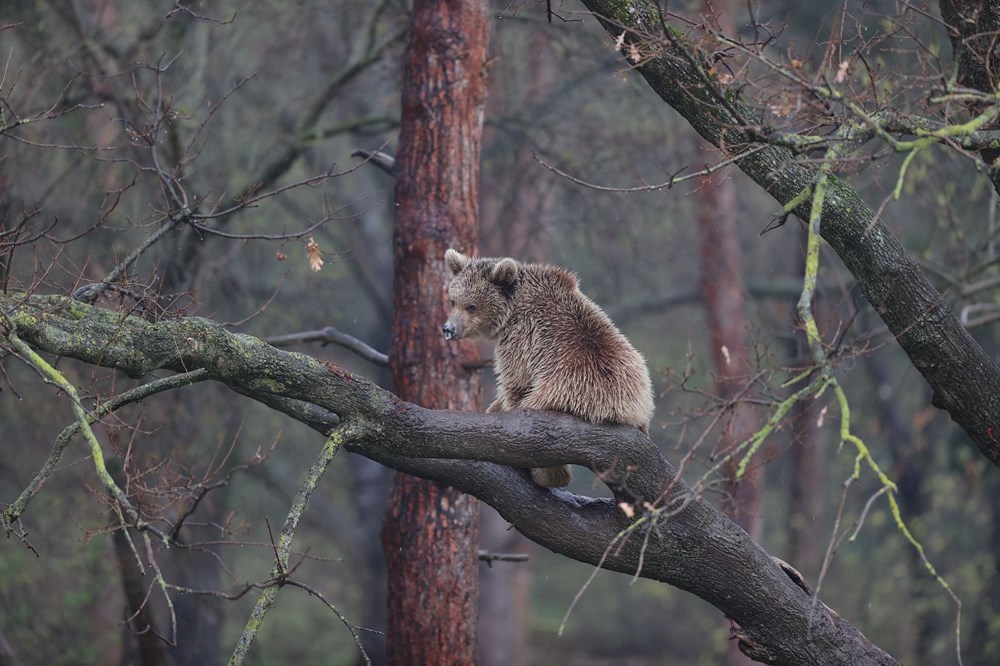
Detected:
left=3, top=1, right=1000, bottom=664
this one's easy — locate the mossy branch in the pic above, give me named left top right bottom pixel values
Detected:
left=5, top=332, right=137, bottom=529
left=579, top=0, right=1000, bottom=470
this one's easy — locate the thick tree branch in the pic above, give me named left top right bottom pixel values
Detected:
left=0, top=293, right=894, bottom=665
left=577, top=0, right=1000, bottom=468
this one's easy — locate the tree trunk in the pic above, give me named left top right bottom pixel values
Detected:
left=692, top=7, right=762, bottom=654
left=478, top=507, right=530, bottom=666
left=381, top=1, right=488, bottom=664
left=786, top=399, right=825, bottom=582
left=481, top=30, right=558, bottom=261
left=695, top=152, right=763, bottom=666
left=477, top=29, right=557, bottom=666
left=696, top=159, right=763, bottom=539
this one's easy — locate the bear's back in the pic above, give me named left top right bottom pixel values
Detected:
left=495, top=264, right=654, bottom=429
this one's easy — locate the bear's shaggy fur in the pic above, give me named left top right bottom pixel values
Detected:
left=443, top=249, right=654, bottom=487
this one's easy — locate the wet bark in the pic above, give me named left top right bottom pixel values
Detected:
left=381, top=1, right=488, bottom=664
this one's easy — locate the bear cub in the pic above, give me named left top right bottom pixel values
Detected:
left=443, top=249, right=654, bottom=488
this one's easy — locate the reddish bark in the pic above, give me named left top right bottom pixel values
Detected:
left=696, top=165, right=763, bottom=543
left=381, top=1, right=488, bottom=664
left=695, top=123, right=762, bottom=666
left=694, top=3, right=763, bottom=554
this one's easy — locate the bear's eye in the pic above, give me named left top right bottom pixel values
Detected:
left=465, top=304, right=478, bottom=314
left=450, top=299, right=455, bottom=307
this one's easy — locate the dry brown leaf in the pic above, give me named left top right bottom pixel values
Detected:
left=628, top=43, right=641, bottom=64
left=835, top=60, right=849, bottom=83
left=306, top=237, right=324, bottom=272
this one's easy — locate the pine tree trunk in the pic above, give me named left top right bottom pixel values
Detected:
left=695, top=156, right=763, bottom=666
left=381, top=1, right=489, bottom=664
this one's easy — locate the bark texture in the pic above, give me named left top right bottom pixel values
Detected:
left=578, top=0, right=1000, bottom=468
left=382, top=1, right=488, bottom=663
left=1, top=293, right=897, bottom=665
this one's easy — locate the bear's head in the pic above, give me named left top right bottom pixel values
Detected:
left=443, top=249, right=518, bottom=341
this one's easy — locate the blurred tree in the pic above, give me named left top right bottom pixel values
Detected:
left=692, top=9, right=763, bottom=666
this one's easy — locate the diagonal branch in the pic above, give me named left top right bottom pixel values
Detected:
left=577, top=0, right=1000, bottom=468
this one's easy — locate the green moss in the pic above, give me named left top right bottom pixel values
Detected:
left=9, top=312, right=39, bottom=328
left=255, top=378, right=289, bottom=394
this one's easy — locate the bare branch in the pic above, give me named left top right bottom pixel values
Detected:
left=266, top=326, right=389, bottom=367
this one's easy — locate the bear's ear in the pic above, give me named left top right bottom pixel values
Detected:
left=554, top=268, right=579, bottom=290
left=445, top=249, right=470, bottom=275
left=490, top=258, right=519, bottom=288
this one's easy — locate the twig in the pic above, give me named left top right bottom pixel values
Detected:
left=283, top=579, right=375, bottom=665
left=533, top=144, right=771, bottom=193
left=228, top=422, right=361, bottom=665
left=350, top=148, right=395, bottom=175
left=72, top=216, right=182, bottom=303
left=266, top=327, right=389, bottom=367
left=477, top=549, right=529, bottom=565
left=1, top=368, right=209, bottom=529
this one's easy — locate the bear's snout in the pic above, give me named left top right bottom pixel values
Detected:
left=443, top=321, right=457, bottom=340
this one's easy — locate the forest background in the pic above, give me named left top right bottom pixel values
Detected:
left=2, top=1, right=999, bottom=665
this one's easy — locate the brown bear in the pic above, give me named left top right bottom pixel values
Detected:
left=443, top=249, right=655, bottom=488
